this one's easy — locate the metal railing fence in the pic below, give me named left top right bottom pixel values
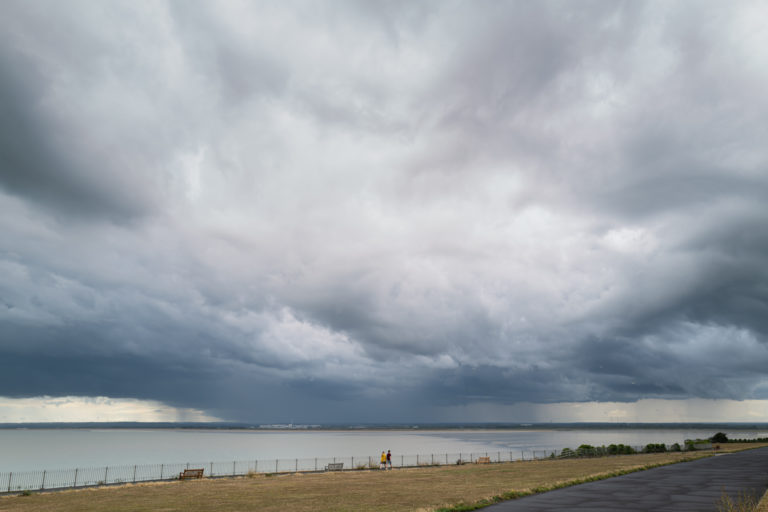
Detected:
left=1, top=443, right=691, bottom=493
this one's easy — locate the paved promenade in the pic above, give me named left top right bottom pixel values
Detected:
left=485, top=447, right=768, bottom=512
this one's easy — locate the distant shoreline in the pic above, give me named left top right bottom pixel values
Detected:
left=2, top=421, right=768, bottom=431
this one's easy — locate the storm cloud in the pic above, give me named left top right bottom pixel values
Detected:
left=1, top=0, right=767, bottom=422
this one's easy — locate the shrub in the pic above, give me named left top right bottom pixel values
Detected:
left=559, top=447, right=575, bottom=458
left=729, top=436, right=768, bottom=443
left=577, top=444, right=596, bottom=457
left=711, top=432, right=729, bottom=443
left=670, top=442, right=681, bottom=452
left=643, top=443, right=667, bottom=453
left=607, top=444, right=635, bottom=455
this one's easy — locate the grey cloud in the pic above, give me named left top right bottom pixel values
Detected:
left=0, top=48, right=145, bottom=220
left=168, top=2, right=291, bottom=105
left=1, top=0, right=767, bottom=423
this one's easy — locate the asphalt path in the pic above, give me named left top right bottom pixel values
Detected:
left=484, top=447, right=768, bottom=512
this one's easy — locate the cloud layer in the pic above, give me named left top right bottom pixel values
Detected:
left=1, top=0, right=767, bottom=422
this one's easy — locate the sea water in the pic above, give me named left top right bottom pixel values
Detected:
left=1, top=428, right=766, bottom=473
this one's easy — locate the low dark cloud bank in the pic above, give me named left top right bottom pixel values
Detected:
left=1, top=0, right=767, bottom=422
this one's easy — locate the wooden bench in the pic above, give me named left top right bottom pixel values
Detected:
left=476, top=457, right=491, bottom=464
left=179, top=468, right=204, bottom=480
left=325, top=462, right=344, bottom=471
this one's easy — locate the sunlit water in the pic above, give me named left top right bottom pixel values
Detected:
left=1, top=428, right=766, bottom=472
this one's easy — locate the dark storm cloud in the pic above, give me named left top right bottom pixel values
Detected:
left=0, top=48, right=146, bottom=220
left=1, top=0, right=767, bottom=422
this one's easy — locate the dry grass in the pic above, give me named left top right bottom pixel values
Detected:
left=0, top=444, right=764, bottom=512
left=717, top=491, right=762, bottom=512
left=758, top=488, right=768, bottom=512
left=714, top=442, right=768, bottom=454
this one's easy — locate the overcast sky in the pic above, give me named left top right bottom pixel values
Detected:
left=1, top=0, right=767, bottom=424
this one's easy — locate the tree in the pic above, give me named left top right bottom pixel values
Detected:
left=711, top=432, right=728, bottom=443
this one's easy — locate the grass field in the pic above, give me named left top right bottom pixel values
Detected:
left=1, top=444, right=766, bottom=512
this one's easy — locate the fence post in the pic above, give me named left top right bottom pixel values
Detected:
left=160, top=464, right=163, bottom=480
left=133, top=465, right=137, bottom=483
left=186, top=462, right=190, bottom=470
left=431, top=454, right=434, bottom=465
left=105, top=466, right=109, bottom=484
left=497, top=451, right=500, bottom=462
left=210, top=462, right=213, bottom=477
left=8, top=472, right=12, bottom=492
left=314, top=458, right=317, bottom=471
left=233, top=461, right=236, bottom=476
left=294, top=459, right=297, bottom=473
left=255, top=460, right=258, bottom=473
left=446, top=453, right=448, bottom=464
left=41, top=470, right=46, bottom=490
left=400, top=455, right=403, bottom=467
left=74, top=468, right=78, bottom=488
left=416, top=454, right=419, bottom=466
left=275, top=460, right=278, bottom=473
left=351, top=456, right=354, bottom=469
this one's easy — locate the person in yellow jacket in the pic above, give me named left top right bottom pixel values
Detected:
left=380, top=451, right=386, bottom=469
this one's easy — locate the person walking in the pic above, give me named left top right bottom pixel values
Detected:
left=380, top=451, right=387, bottom=469
left=386, top=450, right=392, bottom=469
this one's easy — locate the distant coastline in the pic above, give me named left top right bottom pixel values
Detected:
left=2, top=421, right=768, bottom=431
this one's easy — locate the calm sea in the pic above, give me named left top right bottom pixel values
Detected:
left=1, top=428, right=766, bottom=473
